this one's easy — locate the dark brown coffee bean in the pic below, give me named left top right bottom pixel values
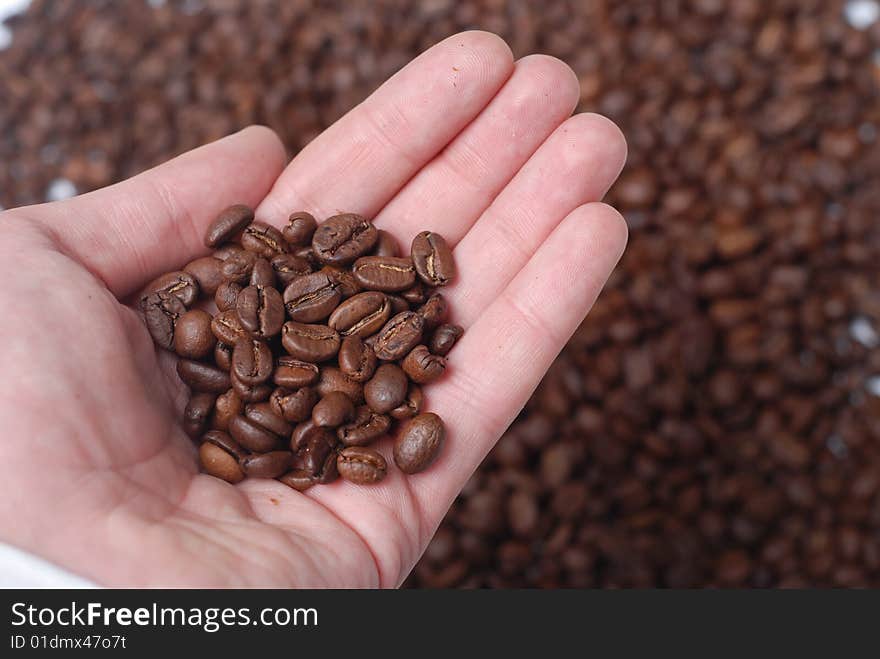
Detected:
left=241, top=221, right=287, bottom=258
left=177, top=359, right=231, bottom=393
left=211, top=309, right=247, bottom=345
left=236, top=284, right=284, bottom=338
left=241, top=451, right=293, bottom=478
left=401, top=282, right=427, bottom=305
left=412, top=230, right=455, bottom=286
left=294, top=245, right=320, bottom=267
left=281, top=321, right=341, bottom=362
left=232, top=337, right=273, bottom=385
left=173, top=309, right=216, bottom=359
left=273, top=356, right=319, bottom=389
left=417, top=293, right=448, bottom=330
left=312, top=391, right=355, bottom=428
left=230, top=372, right=273, bottom=403
left=249, top=257, right=276, bottom=287
left=139, top=271, right=198, bottom=309
left=199, top=442, right=244, bottom=483
left=291, top=426, right=337, bottom=475
left=321, top=265, right=361, bottom=298
left=290, top=418, right=318, bottom=452
left=364, top=363, right=408, bottom=414
left=278, top=469, right=315, bottom=491
left=215, top=280, right=242, bottom=312
left=183, top=256, right=224, bottom=296
left=282, top=271, right=341, bottom=322
left=390, top=384, right=423, bottom=420
left=143, top=292, right=185, bottom=350
left=352, top=256, right=416, bottom=292
left=270, top=386, right=317, bottom=423
left=316, top=367, right=365, bottom=404
left=338, top=335, right=377, bottom=382
left=394, top=412, right=445, bottom=474
left=212, top=244, right=245, bottom=261
left=386, top=294, right=410, bottom=316
left=312, top=213, right=378, bottom=265
left=245, top=401, right=293, bottom=437
left=327, top=291, right=391, bottom=339
left=337, top=447, right=387, bottom=484
left=373, top=229, right=399, bottom=257
left=203, top=430, right=248, bottom=460
left=283, top=211, right=318, bottom=246
left=402, top=345, right=447, bottom=384
left=271, top=253, right=312, bottom=286
left=204, top=204, right=253, bottom=247
left=214, top=342, right=233, bottom=371
left=183, top=392, right=216, bottom=439
left=315, top=450, right=339, bottom=484
left=220, top=250, right=257, bottom=283
left=211, top=389, right=243, bottom=431
left=373, top=311, right=424, bottom=361
left=338, top=406, right=391, bottom=446
left=229, top=414, right=280, bottom=452
left=429, top=324, right=463, bottom=356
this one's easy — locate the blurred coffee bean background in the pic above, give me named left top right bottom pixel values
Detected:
left=2, top=0, right=880, bottom=587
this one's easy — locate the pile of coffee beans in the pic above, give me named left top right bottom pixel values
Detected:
left=2, top=0, right=879, bottom=587
left=141, top=204, right=460, bottom=490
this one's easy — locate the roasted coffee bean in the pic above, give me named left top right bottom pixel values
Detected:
left=429, top=324, right=463, bottom=357
left=230, top=372, right=273, bottom=403
left=283, top=271, right=341, bottom=323
left=417, top=293, right=447, bottom=330
left=394, top=413, right=445, bottom=474
left=281, top=321, right=340, bottom=362
left=401, top=282, right=427, bottom=305
left=212, top=244, right=245, bottom=261
left=352, top=256, right=416, bottom=292
left=229, top=414, right=280, bottom=453
left=241, top=451, right=293, bottom=478
left=327, top=291, right=391, bottom=339
left=290, top=418, right=318, bottom=452
left=314, top=450, right=339, bottom=484
left=236, top=284, right=284, bottom=338
left=278, top=469, right=315, bottom=491
left=273, top=356, right=319, bottom=388
left=143, top=292, right=185, bottom=350
left=211, top=309, right=247, bottom=344
left=204, top=204, right=253, bottom=247
left=183, top=256, right=224, bottom=296
left=316, top=367, right=365, bottom=404
left=177, top=359, right=231, bottom=393
left=312, top=213, right=378, bottom=265
left=214, top=342, right=233, bottom=371
left=338, top=406, right=391, bottom=446
left=215, top=280, right=242, bottom=312
left=283, top=211, right=318, bottom=246
left=211, top=389, right=243, bottom=432
left=373, top=230, right=399, bottom=257
left=245, top=401, right=293, bottom=437
left=402, top=345, right=447, bottom=384
left=270, top=386, right=317, bottom=423
left=321, top=265, right=361, bottom=298
left=271, top=253, right=312, bottom=286
left=139, top=271, right=198, bottom=309
left=203, top=430, right=247, bottom=460
left=338, top=335, right=377, bottom=382
left=337, top=447, right=387, bottom=484
left=390, top=384, right=423, bottom=420
left=373, top=311, right=424, bottom=361
left=364, top=363, right=408, bottom=414
left=294, top=245, right=320, bottom=268
left=199, top=442, right=244, bottom=484
left=173, top=309, right=216, bottom=359
left=220, top=250, right=257, bottom=283
left=183, top=392, right=216, bottom=439
left=386, top=294, right=410, bottom=316
left=241, top=221, right=287, bottom=258
left=232, top=337, right=274, bottom=385
left=249, top=257, right=276, bottom=287
left=412, top=231, right=455, bottom=286
left=291, top=426, right=337, bottom=475
left=312, top=391, right=355, bottom=428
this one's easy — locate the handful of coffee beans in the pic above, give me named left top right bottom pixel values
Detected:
left=140, top=204, right=461, bottom=490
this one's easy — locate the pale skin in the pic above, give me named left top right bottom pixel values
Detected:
left=0, top=32, right=627, bottom=587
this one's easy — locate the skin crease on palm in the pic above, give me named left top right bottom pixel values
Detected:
left=0, top=32, right=627, bottom=587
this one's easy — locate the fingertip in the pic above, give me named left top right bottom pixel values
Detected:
left=552, top=112, right=628, bottom=198
left=443, top=30, right=515, bottom=74
left=515, top=54, right=580, bottom=115
left=564, top=202, right=629, bottom=274
left=232, top=125, right=288, bottom=173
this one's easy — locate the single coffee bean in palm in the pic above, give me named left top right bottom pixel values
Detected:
left=249, top=257, right=276, bottom=288
left=316, top=367, right=365, bottom=404
left=328, top=291, right=391, bottom=339
left=183, top=256, right=225, bottom=296
left=337, top=447, right=387, bottom=484
left=241, top=451, right=293, bottom=478
left=338, top=335, right=377, bottom=382
left=352, top=255, right=416, bottom=292
left=232, top=337, right=274, bottom=385
left=273, top=356, right=320, bottom=388
left=411, top=231, right=456, bottom=286
left=402, top=345, right=446, bottom=384
left=312, top=391, right=355, bottom=428
left=211, top=309, right=247, bottom=344
left=215, top=280, right=242, bottom=312
left=199, top=441, right=244, bottom=484
left=139, top=271, right=199, bottom=309
left=245, top=401, right=293, bottom=437
left=281, top=321, right=341, bottom=362
left=177, top=359, right=231, bottom=393
left=220, top=250, right=257, bottom=284
left=338, top=405, right=391, bottom=446
left=236, top=284, right=284, bottom=338
left=204, top=204, right=253, bottom=247
left=373, top=311, right=424, bottom=361
left=429, top=324, right=463, bottom=357
left=312, top=213, right=378, bottom=265
left=417, top=293, right=448, bottom=330
left=364, top=363, right=408, bottom=414
left=144, top=291, right=185, bottom=350
left=270, top=386, right=318, bottom=423
left=283, top=211, right=318, bottom=246
left=394, top=413, right=445, bottom=474
left=283, top=271, right=341, bottom=323
left=173, top=309, right=216, bottom=359
left=229, top=414, right=281, bottom=453
left=241, top=221, right=287, bottom=258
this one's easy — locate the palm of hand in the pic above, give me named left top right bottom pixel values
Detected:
left=0, top=32, right=626, bottom=587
